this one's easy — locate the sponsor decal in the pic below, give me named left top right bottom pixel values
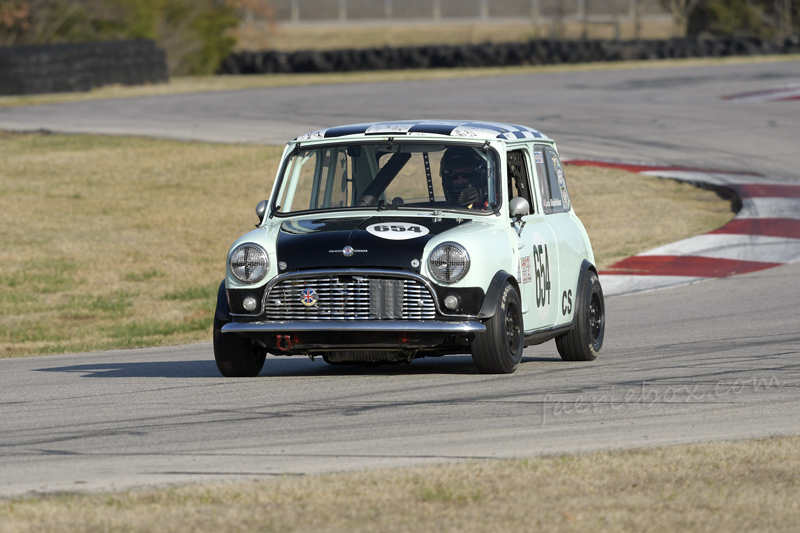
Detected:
left=520, top=256, right=532, bottom=284
left=366, top=222, right=430, bottom=240
left=553, top=155, right=563, bottom=179
left=543, top=198, right=562, bottom=208
left=365, top=124, right=411, bottom=135
left=551, top=155, right=571, bottom=209
left=534, top=152, right=544, bottom=165
left=300, top=288, right=318, bottom=307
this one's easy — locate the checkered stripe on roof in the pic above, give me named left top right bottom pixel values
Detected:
left=294, top=120, right=546, bottom=141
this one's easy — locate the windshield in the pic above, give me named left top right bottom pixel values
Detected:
left=272, top=143, right=499, bottom=215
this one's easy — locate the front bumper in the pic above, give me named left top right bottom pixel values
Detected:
left=221, top=320, right=485, bottom=334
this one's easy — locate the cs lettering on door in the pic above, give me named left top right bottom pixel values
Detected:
left=561, top=289, right=572, bottom=316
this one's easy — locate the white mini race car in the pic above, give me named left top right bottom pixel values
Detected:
left=214, top=120, right=604, bottom=376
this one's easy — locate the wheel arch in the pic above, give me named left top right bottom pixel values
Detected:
left=571, top=259, right=597, bottom=327
left=215, top=279, right=232, bottom=323
left=477, top=270, right=520, bottom=320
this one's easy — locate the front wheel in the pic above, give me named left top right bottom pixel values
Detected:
left=556, top=270, right=604, bottom=361
left=213, top=316, right=266, bottom=377
left=471, top=282, right=524, bottom=374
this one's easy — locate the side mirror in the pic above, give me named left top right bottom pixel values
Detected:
left=509, top=197, right=530, bottom=220
left=255, top=200, right=268, bottom=221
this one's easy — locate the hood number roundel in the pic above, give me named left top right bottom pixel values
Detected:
left=366, top=223, right=430, bottom=240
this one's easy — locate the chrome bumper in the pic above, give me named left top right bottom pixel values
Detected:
left=221, top=320, right=485, bottom=334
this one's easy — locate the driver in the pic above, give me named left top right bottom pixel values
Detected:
left=439, top=146, right=489, bottom=209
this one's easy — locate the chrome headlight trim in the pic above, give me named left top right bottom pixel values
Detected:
left=229, top=243, right=269, bottom=284
left=428, top=242, right=470, bottom=284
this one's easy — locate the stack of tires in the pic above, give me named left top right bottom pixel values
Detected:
left=219, top=34, right=800, bottom=75
left=0, top=39, right=169, bottom=96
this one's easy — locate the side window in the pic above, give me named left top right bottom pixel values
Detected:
left=507, top=149, right=533, bottom=214
left=534, top=146, right=571, bottom=214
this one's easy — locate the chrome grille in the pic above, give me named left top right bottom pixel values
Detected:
left=264, top=275, right=436, bottom=320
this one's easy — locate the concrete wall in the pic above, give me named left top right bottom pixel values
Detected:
left=267, top=0, right=668, bottom=23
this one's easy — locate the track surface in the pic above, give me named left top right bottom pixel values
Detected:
left=1, top=60, right=799, bottom=176
left=1, top=60, right=799, bottom=496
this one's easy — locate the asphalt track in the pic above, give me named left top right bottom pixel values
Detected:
left=1, top=60, right=800, bottom=176
left=1, top=59, right=799, bottom=497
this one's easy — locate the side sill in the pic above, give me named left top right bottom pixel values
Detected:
left=524, top=323, right=573, bottom=347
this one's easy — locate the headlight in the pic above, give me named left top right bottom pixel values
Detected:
left=229, top=243, right=269, bottom=284
left=428, top=243, right=470, bottom=284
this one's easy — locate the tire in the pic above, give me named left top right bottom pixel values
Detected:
left=556, top=270, right=604, bottom=361
left=213, top=315, right=266, bottom=377
left=471, top=282, right=524, bottom=374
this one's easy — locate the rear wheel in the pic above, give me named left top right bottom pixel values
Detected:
left=213, top=315, right=266, bottom=377
left=556, top=270, right=604, bottom=361
left=471, top=282, right=524, bottom=374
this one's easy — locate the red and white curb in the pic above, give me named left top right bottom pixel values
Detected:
left=565, top=160, right=800, bottom=297
left=723, top=84, right=800, bottom=102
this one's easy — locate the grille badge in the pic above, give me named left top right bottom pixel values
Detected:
left=329, top=246, right=368, bottom=256
left=300, top=288, right=318, bottom=306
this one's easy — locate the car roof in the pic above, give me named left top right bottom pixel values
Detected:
left=294, top=120, right=550, bottom=143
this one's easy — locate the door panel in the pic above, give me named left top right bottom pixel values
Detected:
left=516, top=217, right=560, bottom=330
left=508, top=147, right=560, bottom=331
left=534, top=145, right=592, bottom=326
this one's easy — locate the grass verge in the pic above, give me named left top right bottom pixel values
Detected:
left=0, top=132, right=282, bottom=357
left=0, top=54, right=798, bottom=110
left=2, top=436, right=798, bottom=532
left=238, top=19, right=675, bottom=52
left=0, top=132, right=733, bottom=357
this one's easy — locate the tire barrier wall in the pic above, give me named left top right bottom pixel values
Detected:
left=0, top=40, right=169, bottom=96
left=219, top=35, right=800, bottom=75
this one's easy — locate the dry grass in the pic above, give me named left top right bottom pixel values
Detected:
left=0, top=132, right=283, bottom=357
left=1, top=55, right=797, bottom=111
left=565, top=165, right=735, bottom=269
left=239, top=19, right=675, bottom=52
left=2, top=436, right=798, bottom=532
left=0, top=132, right=733, bottom=357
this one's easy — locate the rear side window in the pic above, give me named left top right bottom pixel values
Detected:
left=534, top=146, right=571, bottom=214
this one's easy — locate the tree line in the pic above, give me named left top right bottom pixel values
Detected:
left=0, top=0, right=272, bottom=74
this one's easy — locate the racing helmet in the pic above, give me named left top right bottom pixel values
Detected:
left=439, top=146, right=488, bottom=207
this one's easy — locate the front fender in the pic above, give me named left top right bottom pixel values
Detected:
left=215, top=280, right=231, bottom=322
left=477, top=270, right=519, bottom=319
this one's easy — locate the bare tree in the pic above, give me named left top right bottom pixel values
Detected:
left=745, top=0, right=794, bottom=37
left=0, top=1, right=30, bottom=45
left=660, top=0, right=704, bottom=36
left=630, top=0, right=644, bottom=39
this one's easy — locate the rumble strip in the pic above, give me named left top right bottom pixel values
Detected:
left=564, top=160, right=800, bottom=297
